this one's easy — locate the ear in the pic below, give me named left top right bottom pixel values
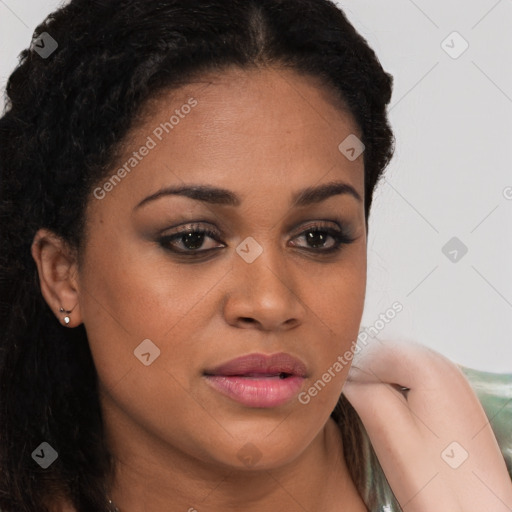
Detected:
left=31, top=228, right=83, bottom=327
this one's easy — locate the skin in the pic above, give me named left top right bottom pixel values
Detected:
left=345, top=339, right=512, bottom=512
left=31, top=66, right=369, bottom=511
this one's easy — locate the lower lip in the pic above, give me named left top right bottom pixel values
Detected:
left=204, top=375, right=305, bottom=408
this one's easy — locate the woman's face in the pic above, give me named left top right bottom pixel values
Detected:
left=78, top=66, right=367, bottom=471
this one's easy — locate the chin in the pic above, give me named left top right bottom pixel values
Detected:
left=202, top=424, right=318, bottom=471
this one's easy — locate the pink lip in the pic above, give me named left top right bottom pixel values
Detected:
left=203, top=352, right=307, bottom=408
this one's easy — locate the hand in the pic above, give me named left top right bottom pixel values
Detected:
left=343, top=339, right=512, bottom=512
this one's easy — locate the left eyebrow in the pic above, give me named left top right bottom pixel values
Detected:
left=291, top=181, right=362, bottom=207
left=133, top=180, right=362, bottom=210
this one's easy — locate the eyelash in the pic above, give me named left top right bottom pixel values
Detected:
left=158, top=221, right=356, bottom=257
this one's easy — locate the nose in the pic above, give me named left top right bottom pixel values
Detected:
left=222, top=243, right=306, bottom=332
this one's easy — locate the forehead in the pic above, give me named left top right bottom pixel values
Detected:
left=91, top=65, right=365, bottom=214
left=143, top=65, right=360, bottom=142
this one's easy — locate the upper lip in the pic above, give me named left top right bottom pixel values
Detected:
left=204, top=352, right=308, bottom=378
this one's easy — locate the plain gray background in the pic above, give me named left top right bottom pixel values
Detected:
left=1, top=0, right=511, bottom=371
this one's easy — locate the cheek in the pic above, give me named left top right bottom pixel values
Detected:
left=301, top=245, right=367, bottom=387
left=77, top=243, right=228, bottom=388
left=301, top=242, right=367, bottom=337
left=77, top=246, right=229, bottom=458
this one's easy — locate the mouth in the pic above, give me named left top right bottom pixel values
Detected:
left=203, top=352, right=308, bottom=408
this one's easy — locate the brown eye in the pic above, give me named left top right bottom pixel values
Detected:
left=159, top=225, right=224, bottom=254
left=290, top=224, right=356, bottom=253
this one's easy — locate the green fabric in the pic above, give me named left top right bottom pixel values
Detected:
left=360, top=366, right=512, bottom=512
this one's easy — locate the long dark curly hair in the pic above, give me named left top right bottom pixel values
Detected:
left=0, top=0, right=395, bottom=510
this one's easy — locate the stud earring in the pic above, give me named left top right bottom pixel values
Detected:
left=59, top=307, right=72, bottom=325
